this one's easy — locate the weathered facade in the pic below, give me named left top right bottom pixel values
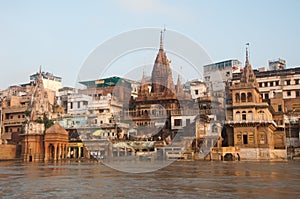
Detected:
left=123, top=32, right=194, bottom=140
left=21, top=71, right=68, bottom=162
left=224, top=48, right=287, bottom=160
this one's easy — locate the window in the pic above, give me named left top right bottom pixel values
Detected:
left=296, top=91, right=300, bottom=97
left=77, top=102, right=80, bottom=109
left=287, top=91, right=291, bottom=96
left=243, top=134, right=248, bottom=144
left=295, top=79, right=299, bottom=85
left=242, top=111, right=246, bottom=120
left=247, top=92, right=252, bottom=102
left=270, top=82, right=274, bottom=87
left=10, top=115, right=13, bottom=119
left=265, top=93, right=269, bottom=99
left=236, top=111, right=241, bottom=121
left=241, top=93, right=246, bottom=102
left=186, top=119, right=190, bottom=126
left=258, top=111, right=265, bottom=120
left=174, top=119, right=182, bottom=126
left=276, top=81, right=280, bottom=86
left=70, top=102, right=73, bottom=109
left=259, top=82, right=262, bottom=87
left=278, top=105, right=282, bottom=112
left=235, top=93, right=240, bottom=103
left=286, top=80, right=291, bottom=85
left=248, top=111, right=253, bottom=120
left=195, top=90, right=199, bottom=95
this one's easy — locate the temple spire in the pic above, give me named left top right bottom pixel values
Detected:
left=160, top=30, right=163, bottom=50
left=245, top=43, right=250, bottom=66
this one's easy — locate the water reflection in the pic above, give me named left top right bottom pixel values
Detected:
left=0, top=160, right=299, bottom=198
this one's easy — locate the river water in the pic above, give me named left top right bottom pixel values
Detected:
left=0, top=160, right=299, bottom=199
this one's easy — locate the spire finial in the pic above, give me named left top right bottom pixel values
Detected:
left=245, top=43, right=250, bottom=65
left=159, top=27, right=166, bottom=50
left=160, top=30, right=163, bottom=50
left=39, top=65, right=42, bottom=74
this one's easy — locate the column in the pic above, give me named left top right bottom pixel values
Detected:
left=58, top=143, right=61, bottom=160
left=44, top=143, right=48, bottom=161
left=68, top=147, right=71, bottom=158
left=54, top=144, right=57, bottom=161
left=78, top=147, right=81, bottom=158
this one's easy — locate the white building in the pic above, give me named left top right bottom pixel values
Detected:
left=30, top=71, right=62, bottom=92
left=67, top=93, right=92, bottom=115
left=185, top=79, right=207, bottom=99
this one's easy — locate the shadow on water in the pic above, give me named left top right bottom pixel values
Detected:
left=0, top=160, right=299, bottom=199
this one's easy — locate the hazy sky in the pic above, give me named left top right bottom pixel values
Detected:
left=1, top=0, right=299, bottom=89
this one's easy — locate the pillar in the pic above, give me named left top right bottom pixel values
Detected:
left=54, top=144, right=58, bottom=161
left=68, top=147, right=71, bottom=158
left=57, top=143, right=61, bottom=160
left=78, top=147, right=81, bottom=158
left=44, top=143, right=48, bottom=161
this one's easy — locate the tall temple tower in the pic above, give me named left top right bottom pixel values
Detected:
left=151, top=31, right=176, bottom=95
left=224, top=46, right=286, bottom=160
left=22, top=70, right=50, bottom=162
left=127, top=31, right=183, bottom=138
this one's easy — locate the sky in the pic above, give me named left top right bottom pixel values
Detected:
left=0, top=0, right=299, bottom=90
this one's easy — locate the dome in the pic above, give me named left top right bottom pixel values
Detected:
left=45, top=122, right=68, bottom=136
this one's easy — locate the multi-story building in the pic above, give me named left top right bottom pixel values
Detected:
left=203, top=59, right=242, bottom=91
left=1, top=86, right=31, bottom=144
left=184, top=79, right=207, bottom=100
left=232, top=64, right=300, bottom=147
left=223, top=48, right=287, bottom=160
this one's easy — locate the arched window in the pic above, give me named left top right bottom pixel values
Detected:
left=247, top=92, right=253, bottom=102
left=258, top=111, right=265, bottom=120
left=248, top=111, right=253, bottom=121
left=235, top=93, right=240, bottom=103
left=241, top=93, right=246, bottom=102
left=242, top=111, right=246, bottom=120
left=236, top=111, right=241, bottom=121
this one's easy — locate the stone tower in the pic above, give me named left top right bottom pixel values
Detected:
left=151, top=31, right=176, bottom=95
left=22, top=70, right=51, bottom=162
left=225, top=47, right=286, bottom=160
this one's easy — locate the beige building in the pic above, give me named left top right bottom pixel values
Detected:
left=224, top=48, right=287, bottom=160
